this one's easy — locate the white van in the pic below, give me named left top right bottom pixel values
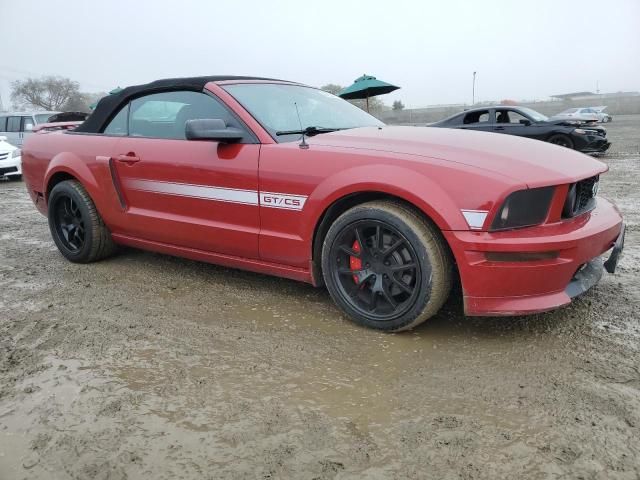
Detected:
left=0, top=111, right=60, bottom=147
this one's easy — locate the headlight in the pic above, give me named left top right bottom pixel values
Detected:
left=574, top=128, right=598, bottom=135
left=490, top=186, right=555, bottom=231
left=11, top=149, right=21, bottom=158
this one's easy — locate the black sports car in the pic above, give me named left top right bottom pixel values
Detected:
left=430, top=106, right=610, bottom=154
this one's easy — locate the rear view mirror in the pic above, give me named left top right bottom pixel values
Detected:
left=185, top=119, right=244, bottom=143
left=519, top=119, right=531, bottom=126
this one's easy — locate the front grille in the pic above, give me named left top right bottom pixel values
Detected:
left=562, top=175, right=599, bottom=218
left=0, top=167, right=18, bottom=176
left=0, top=153, right=8, bottom=161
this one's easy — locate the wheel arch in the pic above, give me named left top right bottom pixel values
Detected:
left=44, top=152, right=105, bottom=210
left=310, top=190, right=456, bottom=287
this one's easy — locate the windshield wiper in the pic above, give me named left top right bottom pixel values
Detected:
left=276, top=126, right=342, bottom=137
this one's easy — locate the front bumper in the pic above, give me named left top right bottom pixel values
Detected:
left=0, top=154, right=22, bottom=177
left=444, top=197, right=623, bottom=316
left=575, top=135, right=611, bottom=153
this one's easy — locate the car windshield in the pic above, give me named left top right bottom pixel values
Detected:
left=222, top=83, right=384, bottom=142
left=35, top=114, right=53, bottom=124
left=517, top=107, right=548, bottom=122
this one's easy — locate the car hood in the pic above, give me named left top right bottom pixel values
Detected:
left=0, top=139, right=18, bottom=153
left=548, top=115, right=598, bottom=123
left=309, top=126, right=607, bottom=187
left=542, top=119, right=604, bottom=129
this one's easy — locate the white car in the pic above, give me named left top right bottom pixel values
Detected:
left=591, top=106, right=612, bottom=123
left=550, top=107, right=600, bottom=122
left=0, top=136, right=22, bottom=180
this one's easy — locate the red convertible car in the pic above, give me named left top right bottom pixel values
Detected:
left=22, top=76, right=625, bottom=331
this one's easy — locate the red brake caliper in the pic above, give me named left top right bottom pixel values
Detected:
left=350, top=240, right=362, bottom=284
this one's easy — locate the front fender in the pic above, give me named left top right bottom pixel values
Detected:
left=303, top=164, right=467, bottom=235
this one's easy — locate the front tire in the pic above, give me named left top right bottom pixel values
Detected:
left=48, top=180, right=116, bottom=263
left=548, top=134, right=574, bottom=149
left=321, top=201, right=452, bottom=332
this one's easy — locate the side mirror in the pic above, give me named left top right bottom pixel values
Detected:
left=0, top=136, right=7, bottom=142
left=519, top=119, right=531, bottom=126
left=185, top=119, right=244, bottom=143
left=25, top=124, right=34, bottom=131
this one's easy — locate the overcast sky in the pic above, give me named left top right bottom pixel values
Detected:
left=1, top=0, right=639, bottom=109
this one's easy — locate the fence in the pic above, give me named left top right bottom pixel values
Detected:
left=377, top=94, right=640, bottom=125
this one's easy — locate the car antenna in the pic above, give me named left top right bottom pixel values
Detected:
left=294, top=102, right=309, bottom=150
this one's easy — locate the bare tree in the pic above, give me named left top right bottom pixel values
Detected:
left=11, top=76, right=80, bottom=111
left=320, top=84, right=343, bottom=96
left=62, top=91, right=107, bottom=112
left=392, top=100, right=405, bottom=111
left=320, top=83, right=386, bottom=114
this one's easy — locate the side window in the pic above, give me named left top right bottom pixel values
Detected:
left=22, top=116, right=35, bottom=132
left=496, top=109, right=528, bottom=124
left=463, top=110, right=490, bottom=124
left=7, top=117, right=21, bottom=132
left=0, top=117, right=6, bottom=131
left=103, top=104, right=129, bottom=136
left=128, top=90, right=237, bottom=140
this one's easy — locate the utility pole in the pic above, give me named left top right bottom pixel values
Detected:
left=472, top=71, right=477, bottom=105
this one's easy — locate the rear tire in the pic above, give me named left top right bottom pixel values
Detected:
left=548, top=134, right=574, bottom=149
left=48, top=180, right=116, bottom=263
left=321, top=201, right=452, bottom=332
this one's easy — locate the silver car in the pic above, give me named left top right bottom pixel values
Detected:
left=549, top=107, right=600, bottom=123
left=0, top=111, right=60, bottom=147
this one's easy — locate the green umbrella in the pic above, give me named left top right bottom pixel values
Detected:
left=338, top=74, right=400, bottom=112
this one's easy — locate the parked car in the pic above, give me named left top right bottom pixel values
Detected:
left=549, top=107, right=600, bottom=122
left=21, top=76, right=624, bottom=332
left=0, top=135, right=22, bottom=180
left=46, top=112, right=90, bottom=123
left=591, top=106, right=612, bottom=123
left=431, top=106, right=610, bottom=153
left=0, top=111, right=60, bottom=147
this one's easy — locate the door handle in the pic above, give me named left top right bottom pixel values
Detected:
left=115, top=153, right=141, bottom=165
left=495, top=126, right=505, bottom=131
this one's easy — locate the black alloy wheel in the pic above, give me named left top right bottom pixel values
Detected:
left=330, top=220, right=423, bottom=321
left=48, top=180, right=116, bottom=263
left=322, top=201, right=453, bottom=332
left=548, top=134, right=574, bottom=149
left=52, top=195, right=86, bottom=252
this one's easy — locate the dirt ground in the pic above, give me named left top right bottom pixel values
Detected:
left=1, top=116, right=638, bottom=480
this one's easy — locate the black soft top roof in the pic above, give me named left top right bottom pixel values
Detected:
left=76, top=75, right=285, bottom=134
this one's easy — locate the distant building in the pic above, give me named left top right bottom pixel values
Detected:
left=551, top=91, right=640, bottom=101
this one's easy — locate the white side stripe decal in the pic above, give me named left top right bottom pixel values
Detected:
left=124, top=179, right=308, bottom=211
left=126, top=179, right=259, bottom=206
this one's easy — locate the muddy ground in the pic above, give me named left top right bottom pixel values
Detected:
left=0, top=116, right=638, bottom=479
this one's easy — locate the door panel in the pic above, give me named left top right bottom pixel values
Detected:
left=493, top=109, right=531, bottom=138
left=113, top=138, right=260, bottom=258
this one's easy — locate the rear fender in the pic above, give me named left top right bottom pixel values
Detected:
left=44, top=152, right=116, bottom=221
